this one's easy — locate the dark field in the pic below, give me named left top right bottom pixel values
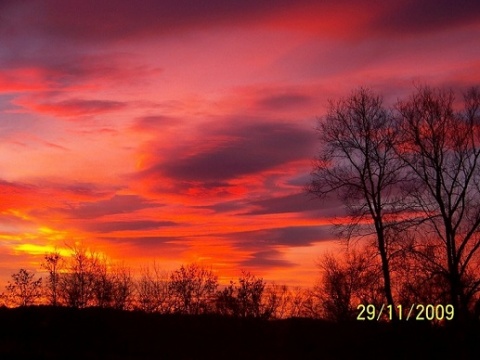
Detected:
left=0, top=306, right=479, bottom=359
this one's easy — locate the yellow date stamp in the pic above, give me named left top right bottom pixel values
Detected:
left=356, top=304, right=454, bottom=321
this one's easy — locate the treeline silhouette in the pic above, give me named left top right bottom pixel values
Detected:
left=1, top=246, right=310, bottom=319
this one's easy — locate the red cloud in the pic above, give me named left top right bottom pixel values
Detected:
left=0, top=68, right=53, bottom=93
left=15, top=98, right=127, bottom=117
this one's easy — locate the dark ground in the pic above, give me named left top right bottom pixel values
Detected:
left=0, top=306, right=478, bottom=359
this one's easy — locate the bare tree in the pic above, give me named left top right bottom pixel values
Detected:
left=236, top=271, right=269, bottom=318
left=273, top=286, right=309, bottom=319
left=91, top=256, right=114, bottom=308
left=3, top=269, right=42, bottom=307
left=59, top=246, right=101, bottom=308
left=266, top=284, right=296, bottom=319
left=397, top=245, right=451, bottom=308
left=216, top=271, right=276, bottom=319
left=42, top=251, right=63, bottom=306
left=395, top=85, right=480, bottom=320
left=315, top=248, right=383, bottom=321
left=110, top=265, right=135, bottom=310
left=288, top=288, right=313, bottom=318
left=308, top=88, right=407, bottom=316
left=169, top=263, right=218, bottom=315
left=136, top=263, right=173, bottom=313
left=216, top=280, right=239, bottom=316
left=51, top=245, right=136, bottom=310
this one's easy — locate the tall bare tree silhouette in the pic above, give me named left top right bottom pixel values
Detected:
left=42, top=251, right=63, bottom=306
left=308, top=88, right=407, bottom=317
left=395, top=86, right=480, bottom=320
left=3, top=269, right=42, bottom=307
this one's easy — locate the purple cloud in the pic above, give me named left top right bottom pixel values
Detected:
left=245, top=192, right=344, bottom=217
left=18, top=98, right=127, bottom=117
left=141, top=120, right=317, bottom=185
left=60, top=194, right=160, bottom=219
left=99, top=235, right=189, bottom=255
left=0, top=1, right=302, bottom=43
left=84, top=220, right=177, bottom=233
left=223, top=225, right=332, bottom=250
left=246, top=193, right=320, bottom=215
left=2, top=0, right=478, bottom=45
left=241, top=249, right=296, bottom=268
left=256, top=93, right=313, bottom=111
left=375, top=0, right=480, bottom=36
left=132, top=116, right=181, bottom=132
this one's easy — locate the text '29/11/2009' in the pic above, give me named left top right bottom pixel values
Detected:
left=356, top=304, right=454, bottom=321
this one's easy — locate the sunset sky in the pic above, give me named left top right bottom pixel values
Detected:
left=1, top=0, right=480, bottom=287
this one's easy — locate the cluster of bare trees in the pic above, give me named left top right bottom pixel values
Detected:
left=1, top=248, right=316, bottom=319
left=216, top=271, right=278, bottom=319
left=1, top=247, right=136, bottom=310
left=309, top=84, right=480, bottom=322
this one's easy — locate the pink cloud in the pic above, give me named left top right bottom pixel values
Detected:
left=14, top=98, right=127, bottom=117
left=0, top=68, right=54, bottom=93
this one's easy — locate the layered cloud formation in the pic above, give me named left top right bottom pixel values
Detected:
left=0, top=0, right=479, bottom=286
